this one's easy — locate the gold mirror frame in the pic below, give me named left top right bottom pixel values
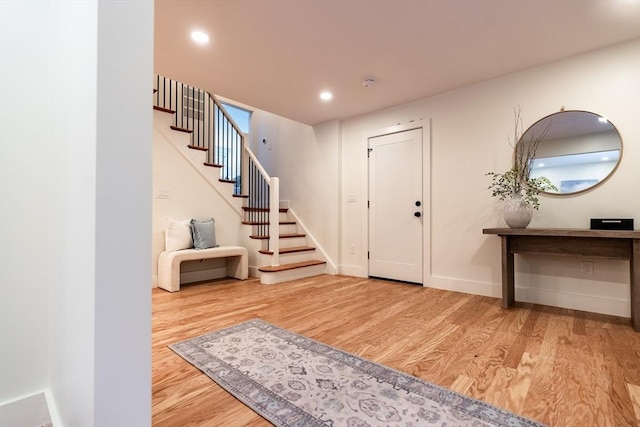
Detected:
left=518, top=110, right=623, bottom=195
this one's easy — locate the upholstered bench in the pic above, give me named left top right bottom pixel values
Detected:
left=157, top=246, right=248, bottom=292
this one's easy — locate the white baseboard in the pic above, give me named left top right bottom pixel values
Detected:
left=43, top=390, right=61, bottom=427
left=426, top=275, right=500, bottom=298
left=249, top=266, right=261, bottom=278
left=339, top=264, right=365, bottom=277
left=0, top=392, right=52, bottom=427
left=427, top=274, right=629, bottom=318
left=338, top=269, right=629, bottom=318
left=516, top=285, right=630, bottom=318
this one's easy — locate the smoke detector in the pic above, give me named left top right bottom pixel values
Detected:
left=362, top=77, right=376, bottom=88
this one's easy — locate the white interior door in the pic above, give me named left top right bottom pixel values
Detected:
left=368, top=128, right=423, bottom=284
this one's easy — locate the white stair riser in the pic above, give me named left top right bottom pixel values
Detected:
left=249, top=237, right=313, bottom=256
left=248, top=237, right=306, bottom=251
left=278, top=237, right=307, bottom=248
left=260, top=264, right=326, bottom=285
left=257, top=250, right=316, bottom=266
left=279, top=223, right=297, bottom=234
left=245, top=224, right=297, bottom=234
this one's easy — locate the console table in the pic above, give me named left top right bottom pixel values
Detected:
left=482, top=228, right=640, bottom=331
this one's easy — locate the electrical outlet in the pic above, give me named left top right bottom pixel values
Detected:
left=581, top=261, right=594, bottom=276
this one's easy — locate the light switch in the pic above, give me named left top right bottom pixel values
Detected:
left=155, top=188, right=171, bottom=199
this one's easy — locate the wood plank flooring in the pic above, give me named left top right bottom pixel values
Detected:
left=152, top=275, right=640, bottom=426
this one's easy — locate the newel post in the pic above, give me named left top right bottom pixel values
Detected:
left=269, top=177, right=280, bottom=266
left=241, top=133, right=249, bottom=196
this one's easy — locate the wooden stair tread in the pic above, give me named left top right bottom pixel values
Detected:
left=242, top=220, right=295, bottom=225
left=170, top=125, right=193, bottom=133
left=233, top=194, right=249, bottom=198
left=258, top=260, right=326, bottom=273
left=259, top=246, right=315, bottom=255
left=153, top=105, right=175, bottom=114
left=204, top=162, right=223, bottom=168
left=250, top=233, right=305, bottom=240
left=219, top=178, right=236, bottom=184
left=243, top=207, right=288, bottom=213
left=187, top=145, right=208, bottom=151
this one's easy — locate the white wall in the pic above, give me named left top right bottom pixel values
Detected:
left=93, top=2, right=152, bottom=426
left=340, top=39, right=640, bottom=317
left=152, top=111, right=245, bottom=285
left=0, top=0, right=54, bottom=407
left=48, top=2, right=99, bottom=425
left=251, top=111, right=341, bottom=266
left=0, top=1, right=153, bottom=426
left=240, top=39, right=639, bottom=318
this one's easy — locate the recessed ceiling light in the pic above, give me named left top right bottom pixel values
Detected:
left=598, top=116, right=608, bottom=123
left=320, top=91, right=333, bottom=101
left=601, top=156, right=610, bottom=161
left=538, top=163, right=545, bottom=167
left=191, top=31, right=210, bottom=44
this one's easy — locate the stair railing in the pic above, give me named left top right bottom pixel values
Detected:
left=154, top=75, right=242, bottom=190
left=244, top=147, right=280, bottom=266
left=154, top=75, right=279, bottom=265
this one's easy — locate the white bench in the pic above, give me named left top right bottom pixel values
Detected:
left=157, top=246, right=248, bottom=292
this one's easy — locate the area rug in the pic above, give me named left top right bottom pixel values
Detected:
left=170, top=319, right=544, bottom=427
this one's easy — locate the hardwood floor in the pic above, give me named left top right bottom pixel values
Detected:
left=152, top=275, right=640, bottom=426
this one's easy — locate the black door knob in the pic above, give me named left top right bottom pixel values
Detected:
left=414, top=212, right=421, bottom=217
left=415, top=201, right=421, bottom=207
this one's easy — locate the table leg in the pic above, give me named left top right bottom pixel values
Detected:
left=501, top=235, right=515, bottom=308
left=632, top=239, right=639, bottom=332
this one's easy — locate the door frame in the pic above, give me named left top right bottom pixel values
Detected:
left=365, top=120, right=431, bottom=286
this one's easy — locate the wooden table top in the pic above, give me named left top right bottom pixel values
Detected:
left=483, top=228, right=640, bottom=239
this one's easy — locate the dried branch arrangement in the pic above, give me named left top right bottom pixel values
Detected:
left=486, top=107, right=557, bottom=209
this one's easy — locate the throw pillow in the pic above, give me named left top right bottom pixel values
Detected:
left=190, top=218, right=219, bottom=250
left=165, top=217, right=193, bottom=252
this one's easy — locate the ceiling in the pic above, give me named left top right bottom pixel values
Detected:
left=154, top=0, right=640, bottom=125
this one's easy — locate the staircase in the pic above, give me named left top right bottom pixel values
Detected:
left=245, top=207, right=327, bottom=284
left=153, top=75, right=327, bottom=284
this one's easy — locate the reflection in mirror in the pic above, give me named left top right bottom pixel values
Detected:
left=519, top=110, right=622, bottom=195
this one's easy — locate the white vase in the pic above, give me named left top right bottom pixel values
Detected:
left=502, top=195, right=533, bottom=228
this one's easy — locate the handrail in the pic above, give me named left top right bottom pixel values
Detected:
left=244, top=145, right=271, bottom=182
left=154, top=75, right=243, bottom=188
left=207, top=93, right=244, bottom=137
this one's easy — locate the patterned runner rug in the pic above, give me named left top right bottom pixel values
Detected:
left=170, top=319, right=544, bottom=426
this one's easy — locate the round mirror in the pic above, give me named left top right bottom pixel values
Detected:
left=518, top=110, right=622, bottom=195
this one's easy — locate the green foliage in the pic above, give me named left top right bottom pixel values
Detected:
left=486, top=167, right=557, bottom=210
